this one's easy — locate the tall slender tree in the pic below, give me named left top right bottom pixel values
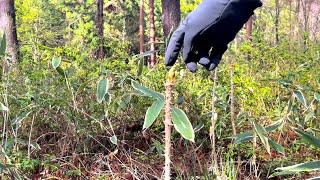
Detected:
left=139, top=0, right=144, bottom=54
left=161, top=0, right=181, bottom=38
left=0, top=0, right=18, bottom=64
left=149, top=0, right=156, bottom=66
left=96, top=0, right=104, bottom=59
left=275, top=0, right=280, bottom=44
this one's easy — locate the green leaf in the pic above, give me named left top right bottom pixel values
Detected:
left=233, top=131, right=253, bottom=145
left=0, top=30, right=6, bottom=56
left=110, top=135, right=117, bottom=145
left=136, top=50, right=159, bottom=57
left=104, top=93, right=111, bottom=104
left=265, top=118, right=284, bottom=132
left=293, top=90, right=307, bottom=107
left=233, top=121, right=282, bottom=146
left=56, top=66, right=65, bottom=77
left=0, top=161, right=6, bottom=170
left=268, top=137, right=285, bottom=155
left=0, top=102, right=8, bottom=111
left=52, top=56, right=61, bottom=69
left=315, top=93, right=320, bottom=100
left=305, top=111, right=315, bottom=122
left=171, top=107, right=194, bottom=142
left=136, top=58, right=144, bottom=76
left=276, top=160, right=320, bottom=172
left=143, top=100, right=165, bottom=130
left=131, top=81, right=164, bottom=101
left=269, top=170, right=295, bottom=178
left=117, top=95, right=132, bottom=112
left=307, top=176, right=320, bottom=180
left=253, top=122, right=271, bottom=155
left=76, top=78, right=95, bottom=95
left=12, top=111, right=32, bottom=126
left=97, top=78, right=109, bottom=103
left=293, top=128, right=320, bottom=148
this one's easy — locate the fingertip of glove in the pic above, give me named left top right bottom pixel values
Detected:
left=199, top=57, right=210, bottom=65
left=186, top=62, right=197, bottom=72
left=207, top=63, right=216, bottom=71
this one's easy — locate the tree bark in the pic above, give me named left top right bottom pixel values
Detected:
left=149, top=0, right=156, bottom=66
left=161, top=0, right=181, bottom=38
left=246, top=16, right=253, bottom=39
left=96, top=0, right=104, bottom=59
left=0, top=0, right=18, bottom=64
left=139, top=0, right=144, bottom=54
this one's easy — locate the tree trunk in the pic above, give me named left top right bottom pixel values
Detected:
left=275, top=0, right=280, bottom=44
left=161, top=0, right=181, bottom=38
left=246, top=16, right=253, bottom=39
left=246, top=16, right=253, bottom=61
left=0, top=0, right=18, bottom=64
left=139, top=0, right=144, bottom=54
left=149, top=0, right=156, bottom=66
left=96, top=0, right=104, bottom=59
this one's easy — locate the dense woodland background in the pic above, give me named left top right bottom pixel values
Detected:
left=0, top=0, right=320, bottom=179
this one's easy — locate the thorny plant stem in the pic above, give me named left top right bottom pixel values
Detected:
left=210, top=68, right=218, bottom=163
left=164, top=68, right=175, bottom=180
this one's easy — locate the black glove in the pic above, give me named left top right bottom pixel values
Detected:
left=164, top=0, right=263, bottom=72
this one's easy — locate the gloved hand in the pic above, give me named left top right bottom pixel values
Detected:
left=164, top=0, right=263, bottom=72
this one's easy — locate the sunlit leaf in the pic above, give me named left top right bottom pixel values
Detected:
left=293, top=127, right=320, bottom=148
left=307, top=176, right=320, bottom=180
left=171, top=107, right=194, bottom=142
left=136, top=58, right=144, bottom=76
left=253, top=122, right=271, bottom=155
left=0, top=102, right=8, bottom=111
left=293, top=90, right=307, bottom=107
left=97, top=77, right=109, bottom=103
left=52, top=56, right=61, bottom=69
left=276, top=161, right=320, bottom=172
left=305, top=111, right=315, bottom=123
left=143, top=100, right=165, bottom=130
left=110, top=135, right=117, bottom=145
left=315, top=93, right=320, bottom=100
left=131, top=81, right=164, bottom=101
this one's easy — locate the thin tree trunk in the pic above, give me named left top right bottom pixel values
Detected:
left=164, top=68, right=175, bottom=180
left=97, top=0, right=104, bottom=59
left=149, top=0, right=156, bottom=66
left=230, top=65, right=236, bottom=135
left=246, top=16, right=253, bottom=39
left=210, top=69, right=218, bottom=162
left=161, top=0, right=181, bottom=38
left=139, top=0, right=144, bottom=54
left=246, top=16, right=253, bottom=61
left=0, top=0, right=18, bottom=64
left=275, top=0, right=280, bottom=44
